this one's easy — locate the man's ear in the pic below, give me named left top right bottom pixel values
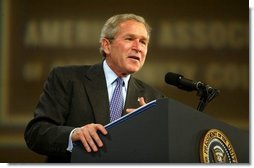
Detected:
left=101, top=38, right=111, bottom=55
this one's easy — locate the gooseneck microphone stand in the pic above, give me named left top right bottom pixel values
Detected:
left=196, top=84, right=220, bottom=112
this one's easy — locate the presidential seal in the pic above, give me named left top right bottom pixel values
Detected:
left=200, top=129, right=238, bottom=163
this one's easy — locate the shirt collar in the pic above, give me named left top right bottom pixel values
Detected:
left=103, top=60, right=130, bottom=88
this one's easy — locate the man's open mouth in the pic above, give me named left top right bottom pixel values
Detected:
left=128, top=56, right=140, bottom=61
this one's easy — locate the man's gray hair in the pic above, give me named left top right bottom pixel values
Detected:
left=99, top=13, right=151, bottom=56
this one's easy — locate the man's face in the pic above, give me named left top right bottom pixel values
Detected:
left=103, top=20, right=149, bottom=77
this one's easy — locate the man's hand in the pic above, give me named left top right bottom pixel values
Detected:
left=71, top=123, right=108, bottom=152
left=126, top=97, right=146, bottom=113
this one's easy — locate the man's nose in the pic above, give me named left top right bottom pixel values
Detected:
left=132, top=40, right=142, bottom=52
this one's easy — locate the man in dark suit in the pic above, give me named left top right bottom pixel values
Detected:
left=24, top=13, right=165, bottom=162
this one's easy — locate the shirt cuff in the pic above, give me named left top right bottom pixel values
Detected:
left=66, top=128, right=78, bottom=152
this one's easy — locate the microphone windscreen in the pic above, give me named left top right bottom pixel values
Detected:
left=164, top=72, right=182, bottom=86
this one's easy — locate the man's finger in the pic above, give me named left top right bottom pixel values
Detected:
left=83, top=128, right=98, bottom=152
left=79, top=132, right=92, bottom=152
left=95, top=124, right=108, bottom=135
left=126, top=108, right=135, bottom=113
left=89, top=124, right=107, bottom=148
left=89, top=131, right=103, bottom=148
left=138, top=97, right=146, bottom=106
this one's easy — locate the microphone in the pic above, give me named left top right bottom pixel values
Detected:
left=164, top=72, right=207, bottom=92
left=165, top=72, right=220, bottom=112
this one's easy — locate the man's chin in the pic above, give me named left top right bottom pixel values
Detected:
left=126, top=68, right=140, bottom=75
left=123, top=64, right=143, bottom=75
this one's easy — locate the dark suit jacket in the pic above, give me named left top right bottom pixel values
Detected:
left=24, top=62, right=165, bottom=162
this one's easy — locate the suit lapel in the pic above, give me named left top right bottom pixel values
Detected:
left=123, top=77, right=144, bottom=115
left=83, top=62, right=110, bottom=125
left=82, top=63, right=145, bottom=124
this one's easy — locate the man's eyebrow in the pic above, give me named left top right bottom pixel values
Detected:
left=123, top=33, right=149, bottom=40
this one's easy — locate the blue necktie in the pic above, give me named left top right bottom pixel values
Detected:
left=110, top=77, right=124, bottom=122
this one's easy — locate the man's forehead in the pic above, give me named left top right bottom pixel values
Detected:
left=117, top=21, right=149, bottom=38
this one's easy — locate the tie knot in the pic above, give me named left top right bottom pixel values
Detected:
left=116, top=77, right=123, bottom=86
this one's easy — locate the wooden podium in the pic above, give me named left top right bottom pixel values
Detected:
left=71, top=98, right=249, bottom=163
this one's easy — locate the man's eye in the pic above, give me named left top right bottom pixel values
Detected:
left=141, top=41, right=147, bottom=45
left=125, top=37, right=132, bottom=41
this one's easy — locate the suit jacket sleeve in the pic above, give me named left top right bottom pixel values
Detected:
left=24, top=67, right=75, bottom=158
